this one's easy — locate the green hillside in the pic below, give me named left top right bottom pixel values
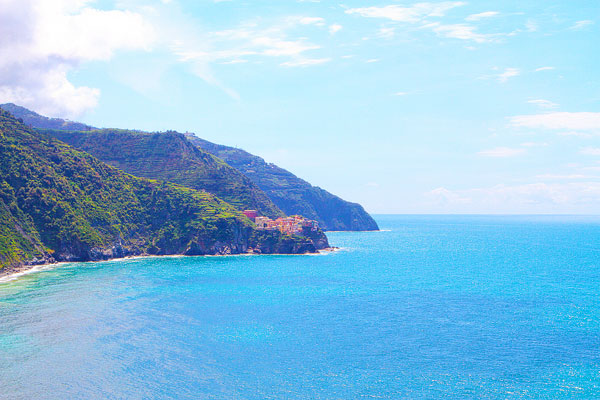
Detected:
left=0, top=110, right=321, bottom=272
left=0, top=103, right=377, bottom=231
left=43, top=129, right=284, bottom=218
left=187, top=136, right=380, bottom=231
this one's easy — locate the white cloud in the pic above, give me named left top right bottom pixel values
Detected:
left=477, top=147, right=526, bottom=157
left=346, top=2, right=498, bottom=43
left=557, top=131, right=593, bottom=138
left=520, top=142, right=549, bottom=147
left=528, top=99, right=558, bottom=109
left=0, top=0, right=155, bottom=117
left=535, top=174, right=590, bottom=180
left=425, top=22, right=493, bottom=43
left=570, top=20, right=594, bottom=30
left=497, top=67, right=520, bottom=82
left=280, top=58, right=331, bottom=67
left=220, top=59, right=248, bottom=64
left=172, top=16, right=331, bottom=80
left=535, top=66, right=555, bottom=72
left=255, top=36, right=319, bottom=57
left=393, top=92, right=408, bottom=96
left=581, top=147, right=600, bottom=156
left=480, top=67, right=521, bottom=82
left=294, top=16, right=326, bottom=26
left=345, top=2, right=466, bottom=23
left=377, top=27, right=396, bottom=38
left=525, top=19, right=538, bottom=32
left=510, top=112, right=600, bottom=131
left=465, top=11, right=499, bottom=21
left=328, top=24, right=342, bottom=34
left=34, top=5, right=153, bottom=60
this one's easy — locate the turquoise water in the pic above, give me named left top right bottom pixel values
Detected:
left=1, top=215, right=600, bottom=399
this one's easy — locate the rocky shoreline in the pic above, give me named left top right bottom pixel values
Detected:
left=0, top=246, right=340, bottom=282
left=0, top=223, right=331, bottom=278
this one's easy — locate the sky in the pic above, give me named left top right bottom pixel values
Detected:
left=0, top=0, right=599, bottom=214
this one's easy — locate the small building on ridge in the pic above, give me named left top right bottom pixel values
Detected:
left=243, top=210, right=258, bottom=221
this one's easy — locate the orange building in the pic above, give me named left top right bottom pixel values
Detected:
left=254, top=215, right=318, bottom=235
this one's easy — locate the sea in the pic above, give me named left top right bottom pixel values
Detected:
left=1, top=215, right=599, bottom=399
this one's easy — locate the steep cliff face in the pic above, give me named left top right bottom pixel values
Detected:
left=249, top=228, right=329, bottom=254
left=0, top=110, right=319, bottom=273
left=43, top=129, right=284, bottom=219
left=187, top=136, right=379, bottom=231
left=300, top=227, right=330, bottom=250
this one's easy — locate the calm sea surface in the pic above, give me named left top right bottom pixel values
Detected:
left=1, top=215, right=600, bottom=399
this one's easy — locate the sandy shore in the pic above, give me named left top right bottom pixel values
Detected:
left=0, top=247, right=340, bottom=284
left=0, top=262, right=70, bottom=283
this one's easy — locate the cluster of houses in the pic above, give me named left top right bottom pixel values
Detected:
left=243, top=210, right=319, bottom=235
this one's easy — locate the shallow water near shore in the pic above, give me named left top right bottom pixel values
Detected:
left=1, top=215, right=600, bottom=398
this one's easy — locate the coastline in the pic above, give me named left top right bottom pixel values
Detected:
left=0, top=247, right=340, bottom=284
left=0, top=261, right=72, bottom=283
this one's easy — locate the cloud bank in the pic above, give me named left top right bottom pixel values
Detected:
left=0, top=0, right=154, bottom=117
left=0, top=1, right=334, bottom=113
left=510, top=112, right=600, bottom=131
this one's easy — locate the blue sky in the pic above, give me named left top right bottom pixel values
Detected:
left=1, top=0, right=599, bottom=213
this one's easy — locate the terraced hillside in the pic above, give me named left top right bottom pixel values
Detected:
left=45, top=129, right=284, bottom=218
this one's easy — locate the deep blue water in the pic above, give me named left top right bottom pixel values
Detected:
left=1, top=215, right=600, bottom=399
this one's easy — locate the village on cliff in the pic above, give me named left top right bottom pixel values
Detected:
left=242, top=210, right=319, bottom=235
